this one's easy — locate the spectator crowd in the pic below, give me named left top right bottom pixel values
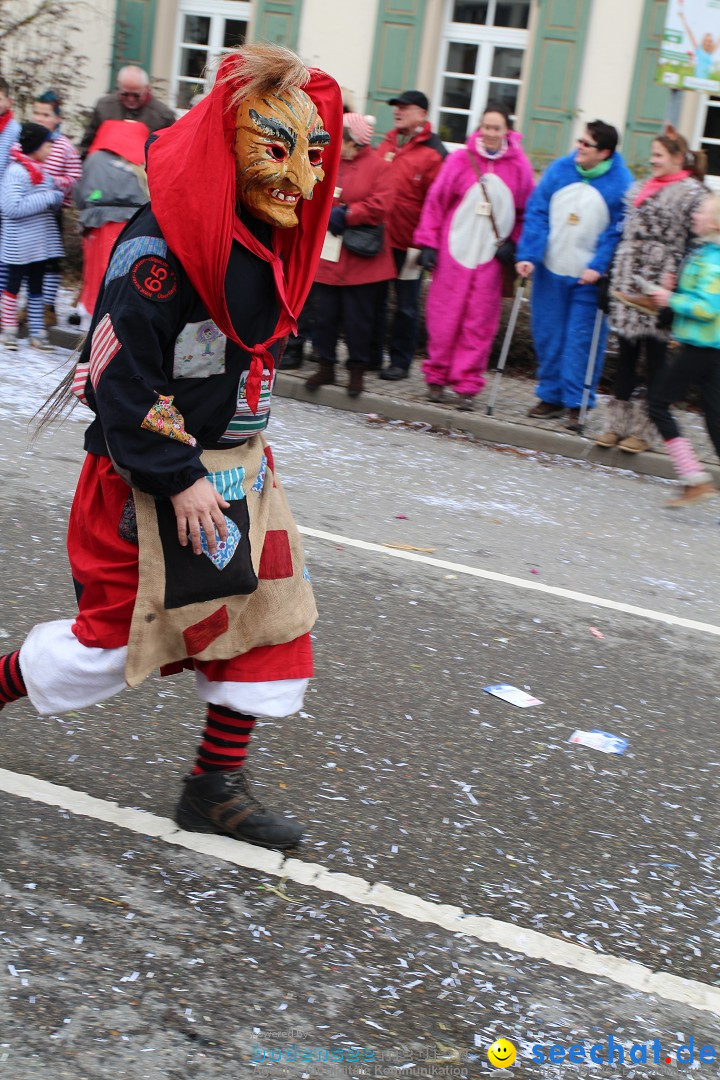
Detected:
left=0, top=65, right=718, bottom=508
left=0, top=67, right=174, bottom=347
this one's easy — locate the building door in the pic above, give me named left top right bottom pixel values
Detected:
left=171, top=0, right=251, bottom=110
left=113, top=0, right=158, bottom=83
left=623, top=0, right=670, bottom=175
left=367, top=0, right=428, bottom=136
left=434, top=0, right=531, bottom=149
left=521, top=0, right=591, bottom=166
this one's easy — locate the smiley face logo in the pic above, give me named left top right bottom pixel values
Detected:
left=487, top=1038, right=517, bottom=1069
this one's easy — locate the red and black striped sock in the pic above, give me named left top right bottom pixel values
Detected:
left=0, top=651, right=27, bottom=710
left=192, top=705, right=256, bottom=774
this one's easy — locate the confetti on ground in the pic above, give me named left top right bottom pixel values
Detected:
left=589, top=626, right=605, bottom=638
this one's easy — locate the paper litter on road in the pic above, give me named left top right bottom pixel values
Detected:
left=568, top=729, right=629, bottom=754
left=483, top=684, right=543, bottom=708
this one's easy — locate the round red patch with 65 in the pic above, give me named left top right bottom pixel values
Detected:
left=130, top=255, right=178, bottom=301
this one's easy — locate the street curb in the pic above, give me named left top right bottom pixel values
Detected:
left=276, top=374, right=720, bottom=486
left=48, top=327, right=720, bottom=486
left=49, top=326, right=84, bottom=350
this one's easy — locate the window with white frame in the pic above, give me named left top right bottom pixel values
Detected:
left=694, top=94, right=720, bottom=191
left=172, top=0, right=251, bottom=111
left=433, top=0, right=530, bottom=149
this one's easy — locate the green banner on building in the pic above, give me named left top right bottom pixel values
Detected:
left=657, top=0, right=720, bottom=92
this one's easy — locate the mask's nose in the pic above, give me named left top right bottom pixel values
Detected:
left=286, top=146, right=321, bottom=200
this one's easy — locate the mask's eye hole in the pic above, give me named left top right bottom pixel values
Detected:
left=308, top=148, right=324, bottom=166
left=267, top=143, right=287, bottom=162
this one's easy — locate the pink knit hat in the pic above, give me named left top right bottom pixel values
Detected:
left=344, top=112, right=376, bottom=146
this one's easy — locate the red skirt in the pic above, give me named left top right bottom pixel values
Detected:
left=79, top=222, right=125, bottom=315
left=67, top=453, right=313, bottom=681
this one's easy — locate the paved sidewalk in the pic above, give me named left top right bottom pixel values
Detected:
left=47, top=317, right=720, bottom=484
left=274, top=354, right=720, bottom=484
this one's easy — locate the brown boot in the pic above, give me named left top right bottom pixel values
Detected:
left=618, top=399, right=656, bottom=454
left=665, top=482, right=717, bottom=509
left=347, top=367, right=364, bottom=398
left=305, top=362, right=335, bottom=391
left=618, top=434, right=651, bottom=454
left=528, top=400, right=564, bottom=418
left=595, top=398, right=632, bottom=447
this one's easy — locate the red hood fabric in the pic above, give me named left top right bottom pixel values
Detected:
left=88, top=119, right=150, bottom=164
left=146, top=55, right=343, bottom=412
left=9, top=145, right=44, bottom=185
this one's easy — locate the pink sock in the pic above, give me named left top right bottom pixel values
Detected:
left=665, top=437, right=706, bottom=483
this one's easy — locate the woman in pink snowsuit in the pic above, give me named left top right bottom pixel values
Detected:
left=414, top=104, right=535, bottom=409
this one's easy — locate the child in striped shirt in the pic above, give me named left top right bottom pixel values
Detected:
left=0, top=122, right=64, bottom=350
left=32, top=91, right=82, bottom=325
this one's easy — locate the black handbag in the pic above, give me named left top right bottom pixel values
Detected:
left=494, top=238, right=516, bottom=266
left=343, top=224, right=384, bottom=257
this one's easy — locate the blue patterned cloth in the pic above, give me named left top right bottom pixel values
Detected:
left=106, top=236, right=168, bottom=283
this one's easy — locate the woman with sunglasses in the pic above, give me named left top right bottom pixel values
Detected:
left=516, top=121, right=632, bottom=429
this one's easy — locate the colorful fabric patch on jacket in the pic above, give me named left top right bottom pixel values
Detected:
left=206, top=467, right=245, bottom=502
left=173, top=320, right=227, bottom=378
left=106, top=236, right=168, bottom=284
left=131, top=255, right=177, bottom=302
left=71, top=360, right=90, bottom=404
left=252, top=455, right=267, bottom=492
left=141, top=393, right=197, bottom=446
left=200, top=517, right=242, bottom=570
left=222, top=369, right=275, bottom=441
left=89, top=314, right=122, bottom=390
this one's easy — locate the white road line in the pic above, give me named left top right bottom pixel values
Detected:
left=300, top=525, right=720, bottom=638
left=2, top=765, right=719, bottom=1016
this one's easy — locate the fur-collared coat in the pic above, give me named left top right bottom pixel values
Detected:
left=610, top=175, right=707, bottom=341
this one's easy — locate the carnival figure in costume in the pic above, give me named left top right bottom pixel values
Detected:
left=0, top=45, right=344, bottom=850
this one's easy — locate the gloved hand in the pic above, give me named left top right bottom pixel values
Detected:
left=596, top=275, right=610, bottom=313
left=328, top=205, right=348, bottom=236
left=418, top=246, right=437, bottom=270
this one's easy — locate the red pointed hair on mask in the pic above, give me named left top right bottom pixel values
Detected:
left=146, top=43, right=343, bottom=412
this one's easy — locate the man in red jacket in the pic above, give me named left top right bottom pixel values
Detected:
left=374, top=90, right=447, bottom=380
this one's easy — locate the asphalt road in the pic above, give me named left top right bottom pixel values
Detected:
left=2, top=348, right=720, bottom=1079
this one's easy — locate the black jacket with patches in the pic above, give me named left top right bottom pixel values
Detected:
left=79, top=204, right=280, bottom=498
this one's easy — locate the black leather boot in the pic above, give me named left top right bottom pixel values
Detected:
left=175, top=770, right=303, bottom=849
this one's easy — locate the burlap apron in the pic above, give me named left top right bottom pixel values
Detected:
left=125, top=435, right=317, bottom=688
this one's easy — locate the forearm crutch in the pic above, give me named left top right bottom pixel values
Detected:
left=486, top=279, right=526, bottom=417
left=577, top=307, right=605, bottom=436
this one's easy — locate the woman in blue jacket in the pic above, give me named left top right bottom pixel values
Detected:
left=516, top=121, right=632, bottom=429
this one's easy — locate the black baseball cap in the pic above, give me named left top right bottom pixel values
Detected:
left=387, top=90, right=429, bottom=110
